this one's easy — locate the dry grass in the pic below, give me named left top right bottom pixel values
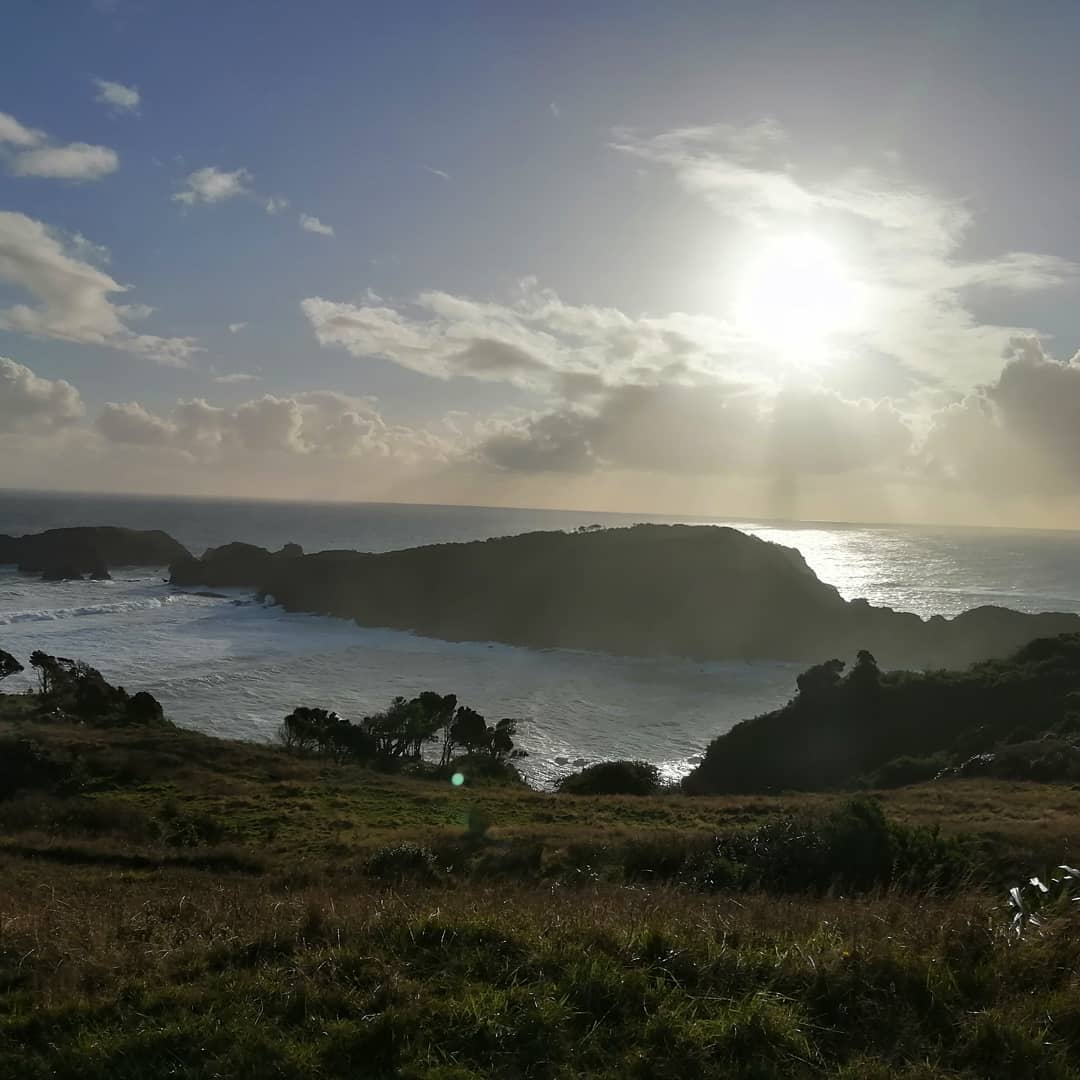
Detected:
left=3, top=706, right=1080, bottom=1076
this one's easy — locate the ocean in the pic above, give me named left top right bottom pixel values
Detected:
left=3, top=489, right=1080, bottom=784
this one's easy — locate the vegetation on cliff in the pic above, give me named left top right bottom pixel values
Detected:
left=685, top=636, right=1080, bottom=794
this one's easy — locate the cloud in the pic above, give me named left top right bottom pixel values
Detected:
left=925, top=339, right=1080, bottom=494
left=0, top=357, right=84, bottom=432
left=227, top=322, right=248, bottom=334
left=0, top=107, right=118, bottom=182
left=212, top=372, right=259, bottom=384
left=299, top=213, right=334, bottom=236
left=424, top=166, right=450, bottom=180
left=93, top=78, right=140, bottom=114
left=97, top=390, right=451, bottom=464
left=0, top=111, right=43, bottom=148
left=174, top=171, right=294, bottom=220
left=173, top=166, right=253, bottom=206
left=10, top=143, right=119, bottom=181
left=302, top=281, right=747, bottom=393
left=550, top=102, right=560, bottom=118
left=0, top=211, right=200, bottom=365
left=479, top=381, right=912, bottom=478
left=613, top=122, right=1075, bottom=388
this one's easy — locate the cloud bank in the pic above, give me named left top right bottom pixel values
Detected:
left=0, top=211, right=199, bottom=365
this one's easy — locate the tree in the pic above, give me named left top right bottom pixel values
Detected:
left=0, top=650, right=23, bottom=685
left=850, top=649, right=882, bottom=701
left=796, top=658, right=845, bottom=699
left=488, top=718, right=524, bottom=763
left=446, top=705, right=488, bottom=761
left=280, top=706, right=377, bottom=763
left=29, top=651, right=76, bottom=701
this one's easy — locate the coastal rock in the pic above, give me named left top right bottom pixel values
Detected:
left=40, top=563, right=86, bottom=582
left=169, top=541, right=302, bottom=588
left=167, top=524, right=1080, bottom=668
left=2, top=527, right=191, bottom=576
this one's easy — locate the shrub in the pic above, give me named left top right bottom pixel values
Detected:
left=556, top=760, right=662, bottom=796
left=872, top=754, right=946, bottom=788
left=712, top=799, right=973, bottom=893
left=0, top=738, right=72, bottom=797
left=367, top=842, right=439, bottom=883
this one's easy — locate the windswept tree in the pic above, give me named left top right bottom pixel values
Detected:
left=0, top=650, right=23, bottom=685
left=488, top=718, right=525, bottom=763
left=362, top=692, right=457, bottom=760
left=445, top=705, right=488, bottom=761
left=26, top=650, right=166, bottom=727
left=279, top=706, right=376, bottom=763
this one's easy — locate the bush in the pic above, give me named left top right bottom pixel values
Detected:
left=556, top=760, right=662, bottom=796
left=0, top=738, right=72, bottom=797
left=871, top=754, right=946, bottom=788
left=712, top=799, right=973, bottom=893
left=367, top=842, right=439, bottom=883
left=427, top=754, right=524, bottom=786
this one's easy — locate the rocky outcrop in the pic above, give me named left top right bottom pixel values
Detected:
left=168, top=524, right=1080, bottom=668
left=170, top=542, right=304, bottom=588
left=0, top=526, right=191, bottom=579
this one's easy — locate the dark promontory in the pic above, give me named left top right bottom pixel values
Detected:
left=170, top=524, right=1080, bottom=668
left=0, top=526, right=192, bottom=580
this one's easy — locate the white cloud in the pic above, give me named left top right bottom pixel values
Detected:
left=0, top=110, right=43, bottom=147
left=173, top=166, right=253, bottom=206
left=264, top=196, right=289, bottom=215
left=550, top=102, right=560, bottom=118
left=0, top=357, right=84, bottom=432
left=480, top=381, right=912, bottom=477
left=93, top=78, right=140, bottom=114
left=0, top=107, right=119, bottom=182
left=0, top=211, right=199, bottom=365
left=302, top=281, right=748, bottom=393
left=97, top=390, right=451, bottom=464
left=212, top=372, right=260, bottom=384
left=925, top=339, right=1080, bottom=494
left=227, top=322, right=248, bottom=334
left=10, top=143, right=119, bottom=181
left=299, top=213, right=334, bottom=236
left=424, top=166, right=450, bottom=180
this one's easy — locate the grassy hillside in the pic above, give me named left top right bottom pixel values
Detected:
left=4, top=690, right=1080, bottom=1077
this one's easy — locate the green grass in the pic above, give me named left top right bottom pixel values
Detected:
left=4, top=699, right=1080, bottom=1076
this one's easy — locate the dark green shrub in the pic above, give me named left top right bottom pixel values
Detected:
left=367, top=842, right=439, bottom=883
left=0, top=738, right=71, bottom=797
left=872, top=754, right=946, bottom=788
left=556, top=760, right=661, bottom=796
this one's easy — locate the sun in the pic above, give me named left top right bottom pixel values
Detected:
left=733, top=233, right=863, bottom=357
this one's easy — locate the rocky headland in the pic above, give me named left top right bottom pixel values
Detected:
left=0, top=526, right=191, bottom=581
left=169, top=523, right=1080, bottom=668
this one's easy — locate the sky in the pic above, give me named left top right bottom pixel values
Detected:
left=3, top=0, right=1080, bottom=527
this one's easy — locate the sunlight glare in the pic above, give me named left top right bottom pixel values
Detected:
left=734, top=233, right=863, bottom=357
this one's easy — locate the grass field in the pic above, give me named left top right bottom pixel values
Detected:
left=3, top=696, right=1080, bottom=1077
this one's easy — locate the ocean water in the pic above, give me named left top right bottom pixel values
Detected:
left=2, top=489, right=1080, bottom=783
